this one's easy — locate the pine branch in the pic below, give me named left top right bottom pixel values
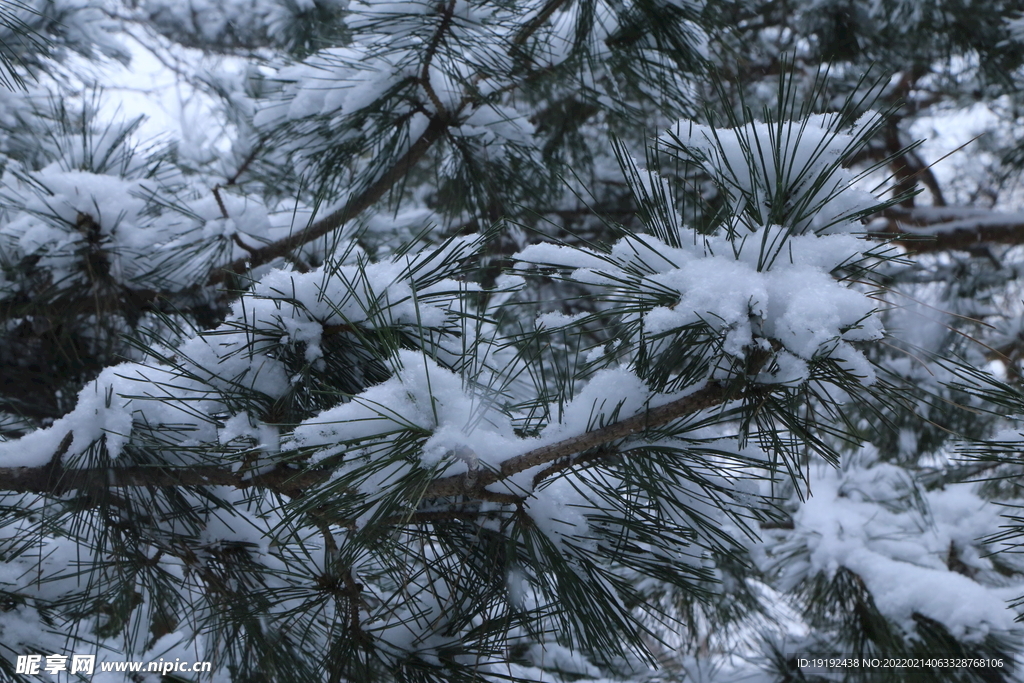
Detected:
left=0, top=376, right=751, bottom=547
left=871, top=206, right=1024, bottom=252
left=0, top=379, right=742, bottom=503
left=421, top=380, right=736, bottom=498
left=0, top=463, right=326, bottom=497
left=207, top=0, right=575, bottom=288
left=208, top=114, right=452, bottom=285
left=207, top=0, right=468, bottom=285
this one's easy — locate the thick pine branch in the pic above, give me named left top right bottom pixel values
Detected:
left=871, top=206, right=1024, bottom=252
left=0, top=379, right=739, bottom=503
left=0, top=463, right=324, bottom=497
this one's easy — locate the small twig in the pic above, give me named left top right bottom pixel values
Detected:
left=870, top=206, right=1024, bottom=252
left=343, top=569, right=364, bottom=633
left=231, top=233, right=258, bottom=256
left=512, top=0, right=570, bottom=47
left=212, top=185, right=229, bottom=219
left=43, top=432, right=74, bottom=493
left=226, top=140, right=266, bottom=186
left=419, top=0, right=457, bottom=118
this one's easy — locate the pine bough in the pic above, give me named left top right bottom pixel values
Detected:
left=0, top=102, right=1019, bottom=682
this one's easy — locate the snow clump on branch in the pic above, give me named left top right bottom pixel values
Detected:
left=517, top=112, right=888, bottom=386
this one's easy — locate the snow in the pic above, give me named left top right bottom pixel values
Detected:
left=664, top=112, right=883, bottom=235
left=515, top=113, right=890, bottom=384
left=0, top=363, right=205, bottom=466
left=0, top=136, right=300, bottom=297
left=518, top=230, right=882, bottom=382
left=523, top=642, right=603, bottom=678
left=907, top=102, right=1003, bottom=207
left=134, top=0, right=348, bottom=51
left=459, top=103, right=536, bottom=147
left=759, top=455, right=1020, bottom=641
left=0, top=235, right=479, bottom=469
left=0, top=163, right=154, bottom=286
left=294, top=349, right=481, bottom=460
